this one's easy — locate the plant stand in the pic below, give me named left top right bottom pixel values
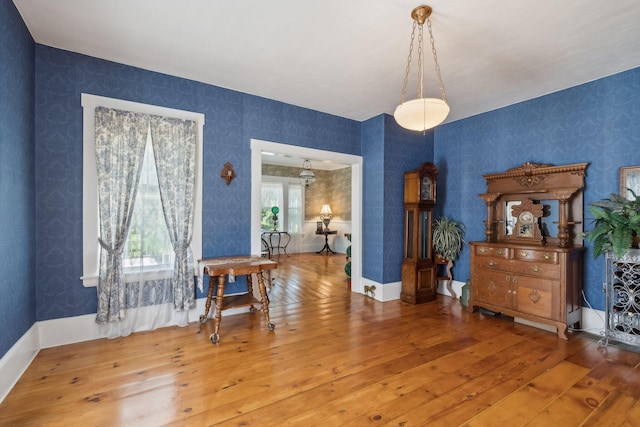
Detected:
left=601, top=249, right=640, bottom=348
left=435, top=255, right=454, bottom=298
left=345, top=233, right=352, bottom=290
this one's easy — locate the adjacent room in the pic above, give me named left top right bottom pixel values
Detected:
left=2, top=0, right=640, bottom=424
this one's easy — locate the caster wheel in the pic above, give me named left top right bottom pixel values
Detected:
left=199, top=314, right=207, bottom=324
left=268, top=322, right=276, bottom=331
left=249, top=306, right=257, bottom=314
left=210, top=333, right=220, bottom=344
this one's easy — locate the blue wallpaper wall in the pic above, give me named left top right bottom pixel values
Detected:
left=382, top=115, right=434, bottom=283
left=361, top=115, right=385, bottom=281
left=34, top=45, right=361, bottom=321
left=361, top=114, right=433, bottom=283
left=0, top=0, right=36, bottom=357
left=435, top=67, right=640, bottom=310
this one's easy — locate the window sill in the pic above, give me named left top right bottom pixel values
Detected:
left=81, top=267, right=173, bottom=288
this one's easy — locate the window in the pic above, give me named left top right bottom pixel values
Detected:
left=122, top=134, right=174, bottom=271
left=81, top=94, right=204, bottom=287
left=260, top=177, right=302, bottom=233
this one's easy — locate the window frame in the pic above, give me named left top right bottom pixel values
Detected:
left=260, top=176, right=304, bottom=233
left=81, top=94, right=204, bottom=287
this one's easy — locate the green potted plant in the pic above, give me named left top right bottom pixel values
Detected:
left=584, top=189, right=640, bottom=259
left=432, top=216, right=466, bottom=262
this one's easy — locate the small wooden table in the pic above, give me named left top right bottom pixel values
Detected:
left=198, top=256, right=277, bottom=344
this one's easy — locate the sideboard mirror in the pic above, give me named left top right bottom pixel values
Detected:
left=480, top=162, right=588, bottom=247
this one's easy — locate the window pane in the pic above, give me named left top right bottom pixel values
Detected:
left=261, top=182, right=283, bottom=231
left=288, top=183, right=302, bottom=233
left=123, top=140, right=173, bottom=270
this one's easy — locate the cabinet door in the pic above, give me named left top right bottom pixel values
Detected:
left=472, top=268, right=511, bottom=308
left=512, top=275, right=557, bottom=320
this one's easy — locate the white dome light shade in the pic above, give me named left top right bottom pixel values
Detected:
left=394, top=97, right=450, bottom=132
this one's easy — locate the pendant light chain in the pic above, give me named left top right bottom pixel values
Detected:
left=400, top=20, right=417, bottom=105
left=417, top=20, right=424, bottom=100
left=426, top=17, right=447, bottom=103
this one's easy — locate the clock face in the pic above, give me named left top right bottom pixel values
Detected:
left=421, top=176, right=433, bottom=200
left=517, top=211, right=534, bottom=237
left=509, top=200, right=544, bottom=242
left=519, top=211, right=534, bottom=224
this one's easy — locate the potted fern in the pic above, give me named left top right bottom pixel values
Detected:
left=585, top=189, right=640, bottom=259
left=432, top=217, right=466, bottom=262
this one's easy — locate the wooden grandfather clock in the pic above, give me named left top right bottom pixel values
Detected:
left=401, top=162, right=437, bottom=304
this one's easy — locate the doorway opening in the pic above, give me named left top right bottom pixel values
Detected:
left=250, top=139, right=362, bottom=293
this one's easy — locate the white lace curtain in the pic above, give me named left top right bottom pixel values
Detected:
left=94, top=107, right=197, bottom=337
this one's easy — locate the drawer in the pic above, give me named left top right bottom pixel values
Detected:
left=474, top=245, right=509, bottom=259
left=513, top=249, right=558, bottom=264
left=474, top=257, right=509, bottom=271
left=509, top=261, right=561, bottom=279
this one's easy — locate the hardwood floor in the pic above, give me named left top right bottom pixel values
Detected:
left=2, top=253, right=640, bottom=426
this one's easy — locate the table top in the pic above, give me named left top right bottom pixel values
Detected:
left=197, top=256, right=276, bottom=291
left=199, top=256, right=277, bottom=276
left=316, top=230, right=338, bottom=235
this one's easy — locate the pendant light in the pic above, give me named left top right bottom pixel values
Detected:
left=394, top=5, right=449, bottom=132
left=299, top=159, right=316, bottom=187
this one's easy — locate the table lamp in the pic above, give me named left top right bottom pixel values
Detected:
left=320, top=204, right=333, bottom=231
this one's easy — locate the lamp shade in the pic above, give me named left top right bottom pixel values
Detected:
left=320, top=204, right=333, bottom=216
left=394, top=98, right=450, bottom=132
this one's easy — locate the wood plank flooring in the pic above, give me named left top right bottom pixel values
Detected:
left=1, top=253, right=640, bottom=426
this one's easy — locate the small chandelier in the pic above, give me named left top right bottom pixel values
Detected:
left=394, top=5, right=449, bottom=132
left=299, top=159, right=316, bottom=187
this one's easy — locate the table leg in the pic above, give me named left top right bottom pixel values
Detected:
left=316, top=233, right=336, bottom=254
left=247, top=274, right=257, bottom=314
left=200, top=275, right=215, bottom=323
left=257, top=272, right=275, bottom=331
left=210, top=275, right=226, bottom=344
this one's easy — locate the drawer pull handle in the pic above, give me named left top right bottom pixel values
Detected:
left=506, top=275, right=510, bottom=281
left=543, top=253, right=550, bottom=260
left=488, top=260, right=496, bottom=266
left=495, top=249, right=503, bottom=255
left=520, top=251, right=528, bottom=257
left=530, top=265, right=539, bottom=272
left=479, top=247, right=486, bottom=253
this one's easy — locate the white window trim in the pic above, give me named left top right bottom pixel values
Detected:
left=80, top=94, right=204, bottom=287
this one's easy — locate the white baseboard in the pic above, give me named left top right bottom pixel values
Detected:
left=358, top=277, right=401, bottom=302
left=436, top=279, right=466, bottom=299
left=0, top=324, right=39, bottom=404
left=356, top=278, right=463, bottom=302
left=579, top=306, right=605, bottom=336
left=514, top=307, right=606, bottom=337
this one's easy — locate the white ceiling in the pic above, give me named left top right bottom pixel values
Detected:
left=14, top=0, right=640, bottom=125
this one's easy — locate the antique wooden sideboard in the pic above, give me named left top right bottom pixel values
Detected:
left=468, top=162, right=588, bottom=339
